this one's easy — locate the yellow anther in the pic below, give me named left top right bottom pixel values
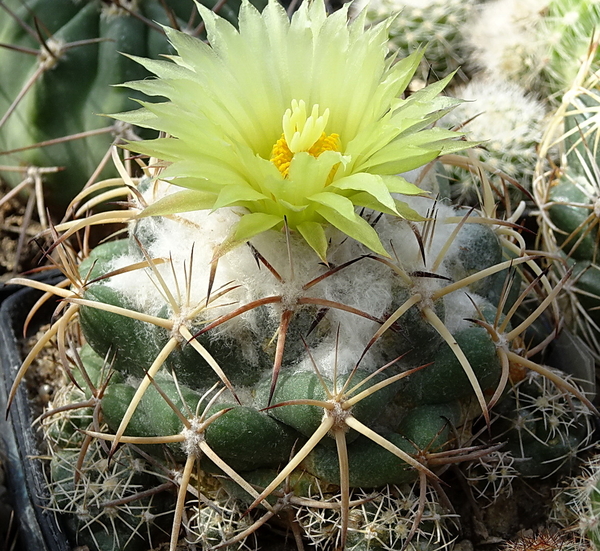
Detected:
left=271, top=131, right=340, bottom=177
left=270, top=100, right=340, bottom=178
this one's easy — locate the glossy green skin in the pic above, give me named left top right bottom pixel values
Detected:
left=101, top=379, right=299, bottom=470
left=77, top=237, right=507, bottom=495
left=571, top=260, right=600, bottom=324
left=256, top=369, right=403, bottom=445
left=0, top=0, right=263, bottom=214
left=549, top=179, right=597, bottom=261
left=401, top=326, right=501, bottom=406
left=204, top=405, right=300, bottom=471
left=303, top=401, right=460, bottom=487
left=303, top=432, right=418, bottom=488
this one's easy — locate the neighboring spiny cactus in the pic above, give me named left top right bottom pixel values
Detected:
left=45, top=440, right=176, bottom=551
left=296, top=483, right=459, bottom=550
left=0, top=0, right=262, bottom=217
left=501, top=531, right=582, bottom=551
left=464, top=0, right=549, bottom=92
left=491, top=369, right=594, bottom=478
left=184, top=489, right=258, bottom=550
left=534, top=42, right=600, bottom=361
left=440, top=77, right=547, bottom=206
left=551, top=455, right=600, bottom=550
left=362, top=0, right=475, bottom=85
left=463, top=450, right=519, bottom=508
left=464, top=0, right=599, bottom=98
left=542, top=0, right=600, bottom=95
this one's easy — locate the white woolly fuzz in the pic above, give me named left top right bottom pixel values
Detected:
left=446, top=78, right=546, bottom=146
left=181, top=418, right=205, bottom=457
left=465, top=0, right=549, bottom=88
left=380, top=196, right=464, bottom=278
left=289, top=332, right=381, bottom=381
left=94, top=176, right=508, bottom=384
left=443, top=291, right=484, bottom=335
left=442, top=77, right=547, bottom=178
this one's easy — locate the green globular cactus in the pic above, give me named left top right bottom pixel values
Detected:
left=542, top=0, right=600, bottom=95
left=491, top=369, right=593, bottom=479
left=296, top=483, right=460, bottom=550
left=9, top=1, right=597, bottom=550
left=463, top=450, right=518, bottom=508
left=0, top=0, right=265, bottom=217
left=440, top=77, right=547, bottom=206
left=551, top=455, right=600, bottom=550
left=464, top=0, right=599, bottom=98
left=27, top=160, right=595, bottom=550
left=363, top=0, right=475, bottom=85
left=535, top=61, right=600, bottom=361
left=44, top=421, right=177, bottom=551
left=464, top=0, right=550, bottom=93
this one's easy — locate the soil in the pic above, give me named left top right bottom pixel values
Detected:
left=0, top=180, right=46, bottom=284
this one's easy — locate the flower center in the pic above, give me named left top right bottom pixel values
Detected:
left=271, top=99, right=340, bottom=177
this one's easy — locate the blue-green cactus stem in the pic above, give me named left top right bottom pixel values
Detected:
left=301, top=401, right=461, bottom=488
left=258, top=369, right=403, bottom=445
left=203, top=405, right=301, bottom=472
left=302, top=432, right=419, bottom=488
left=549, top=178, right=598, bottom=261
left=401, top=326, right=501, bottom=406
left=101, top=379, right=301, bottom=471
left=449, top=220, right=504, bottom=296
left=0, top=0, right=266, bottom=213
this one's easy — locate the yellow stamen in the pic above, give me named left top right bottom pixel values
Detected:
left=270, top=99, right=340, bottom=178
left=271, top=131, right=340, bottom=177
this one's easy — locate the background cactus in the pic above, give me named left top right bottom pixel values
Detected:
left=0, top=0, right=265, bottom=218
left=361, top=0, right=475, bottom=86
left=464, top=0, right=600, bottom=99
left=551, top=454, right=600, bottom=549
left=440, top=77, right=547, bottom=206
left=534, top=41, right=600, bottom=361
left=464, top=0, right=550, bottom=92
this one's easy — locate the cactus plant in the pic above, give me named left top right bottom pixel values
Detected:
left=551, top=454, right=600, bottom=550
left=464, top=0, right=599, bottom=99
left=0, top=0, right=265, bottom=218
left=542, top=0, right=600, bottom=95
left=361, top=0, right=475, bottom=86
left=534, top=39, right=600, bottom=361
left=501, top=531, right=581, bottom=551
left=440, top=76, right=547, bottom=206
left=464, top=0, right=550, bottom=92
left=5, top=1, right=598, bottom=550
left=491, top=369, right=594, bottom=479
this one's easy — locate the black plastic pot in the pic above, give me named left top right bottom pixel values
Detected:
left=0, top=272, right=69, bottom=551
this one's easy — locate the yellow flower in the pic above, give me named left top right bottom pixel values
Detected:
left=115, top=0, right=469, bottom=261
